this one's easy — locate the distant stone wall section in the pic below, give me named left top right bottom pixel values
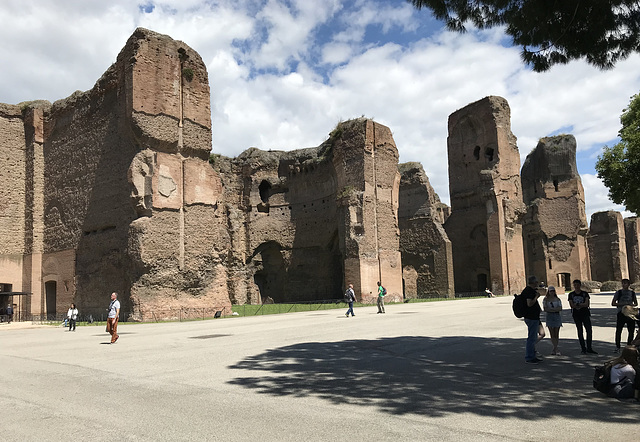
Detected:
left=625, top=217, right=640, bottom=283
left=444, top=96, right=526, bottom=295
left=398, top=162, right=454, bottom=298
left=521, top=135, right=591, bottom=291
left=588, top=211, right=628, bottom=282
left=212, top=119, right=404, bottom=305
left=0, top=104, right=26, bottom=256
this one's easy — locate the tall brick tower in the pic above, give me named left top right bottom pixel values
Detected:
left=521, top=135, right=591, bottom=291
left=444, top=96, right=526, bottom=295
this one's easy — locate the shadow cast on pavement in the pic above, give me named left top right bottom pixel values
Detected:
left=228, top=335, right=640, bottom=421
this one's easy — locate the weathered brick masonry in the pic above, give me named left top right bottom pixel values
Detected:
left=1, top=29, right=637, bottom=320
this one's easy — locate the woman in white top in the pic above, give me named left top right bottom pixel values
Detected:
left=609, top=345, right=638, bottom=399
left=67, top=303, right=78, bottom=331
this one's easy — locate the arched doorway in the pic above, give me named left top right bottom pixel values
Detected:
left=252, top=242, right=286, bottom=303
left=477, top=273, right=488, bottom=292
left=45, top=281, right=57, bottom=320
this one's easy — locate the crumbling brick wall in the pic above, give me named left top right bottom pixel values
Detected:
left=0, top=104, right=27, bottom=293
left=398, top=162, right=454, bottom=298
left=444, top=96, right=526, bottom=295
left=521, top=135, right=591, bottom=291
left=588, top=211, right=629, bottom=282
left=624, top=217, right=640, bottom=284
left=213, top=118, right=404, bottom=304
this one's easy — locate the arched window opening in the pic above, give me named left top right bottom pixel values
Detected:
left=259, top=180, right=271, bottom=203
left=485, top=147, right=494, bottom=162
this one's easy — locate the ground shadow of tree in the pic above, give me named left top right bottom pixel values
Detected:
left=228, top=335, right=640, bottom=421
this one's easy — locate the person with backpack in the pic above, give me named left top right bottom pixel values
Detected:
left=521, top=275, right=545, bottom=364
left=377, top=281, right=386, bottom=314
left=345, top=284, right=356, bottom=318
left=609, top=345, right=639, bottom=399
left=612, top=278, right=638, bottom=353
left=568, top=279, right=598, bottom=355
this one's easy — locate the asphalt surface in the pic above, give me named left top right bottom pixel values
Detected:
left=1, top=293, right=639, bottom=441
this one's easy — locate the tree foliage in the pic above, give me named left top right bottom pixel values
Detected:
left=409, top=0, right=640, bottom=72
left=596, top=93, right=640, bottom=215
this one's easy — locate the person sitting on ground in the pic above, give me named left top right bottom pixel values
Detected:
left=609, top=345, right=640, bottom=399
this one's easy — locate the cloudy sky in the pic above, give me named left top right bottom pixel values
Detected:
left=1, top=0, right=638, bottom=219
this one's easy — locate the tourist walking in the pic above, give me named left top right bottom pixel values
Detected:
left=345, top=284, right=356, bottom=317
left=106, top=292, right=120, bottom=343
left=522, top=275, right=545, bottom=364
left=612, top=278, right=637, bottom=352
left=377, top=281, right=386, bottom=314
left=67, top=303, right=78, bottom=331
left=568, top=279, right=597, bottom=355
left=543, top=286, right=562, bottom=355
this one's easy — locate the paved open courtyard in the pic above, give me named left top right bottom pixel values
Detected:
left=1, top=293, right=639, bottom=441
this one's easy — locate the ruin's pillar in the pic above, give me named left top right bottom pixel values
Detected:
left=444, top=96, right=526, bottom=295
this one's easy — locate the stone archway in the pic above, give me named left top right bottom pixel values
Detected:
left=252, top=241, right=286, bottom=303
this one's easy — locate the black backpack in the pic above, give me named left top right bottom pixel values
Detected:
left=593, top=363, right=613, bottom=395
left=512, top=293, right=527, bottom=318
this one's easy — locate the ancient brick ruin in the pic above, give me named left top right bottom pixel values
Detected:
left=0, top=29, right=410, bottom=320
left=398, top=162, right=454, bottom=298
left=213, top=118, right=404, bottom=306
left=444, top=96, right=527, bottom=295
left=1, top=29, right=639, bottom=320
left=588, top=211, right=629, bottom=282
left=521, top=135, right=591, bottom=290
left=626, top=217, right=640, bottom=283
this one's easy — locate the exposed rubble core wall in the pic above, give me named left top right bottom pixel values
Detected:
left=213, top=119, right=403, bottom=305
left=333, top=120, right=403, bottom=302
left=398, top=162, right=454, bottom=298
left=17, top=28, right=229, bottom=320
left=23, top=104, right=48, bottom=316
left=119, top=29, right=229, bottom=320
left=8, top=28, right=632, bottom=319
left=625, top=217, right=640, bottom=283
left=588, top=211, right=629, bottom=282
left=444, top=96, right=526, bottom=295
left=521, top=135, right=591, bottom=291
left=0, top=104, right=27, bottom=295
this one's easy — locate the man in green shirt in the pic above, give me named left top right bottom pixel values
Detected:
left=377, top=281, right=386, bottom=314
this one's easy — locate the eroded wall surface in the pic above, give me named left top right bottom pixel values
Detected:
left=625, top=217, right=640, bottom=284
left=7, top=28, right=626, bottom=319
left=398, top=162, right=454, bottom=298
left=0, top=104, right=26, bottom=291
left=588, top=211, right=629, bottom=282
left=444, top=96, right=526, bottom=295
left=521, top=135, right=591, bottom=291
left=213, top=118, right=403, bottom=304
